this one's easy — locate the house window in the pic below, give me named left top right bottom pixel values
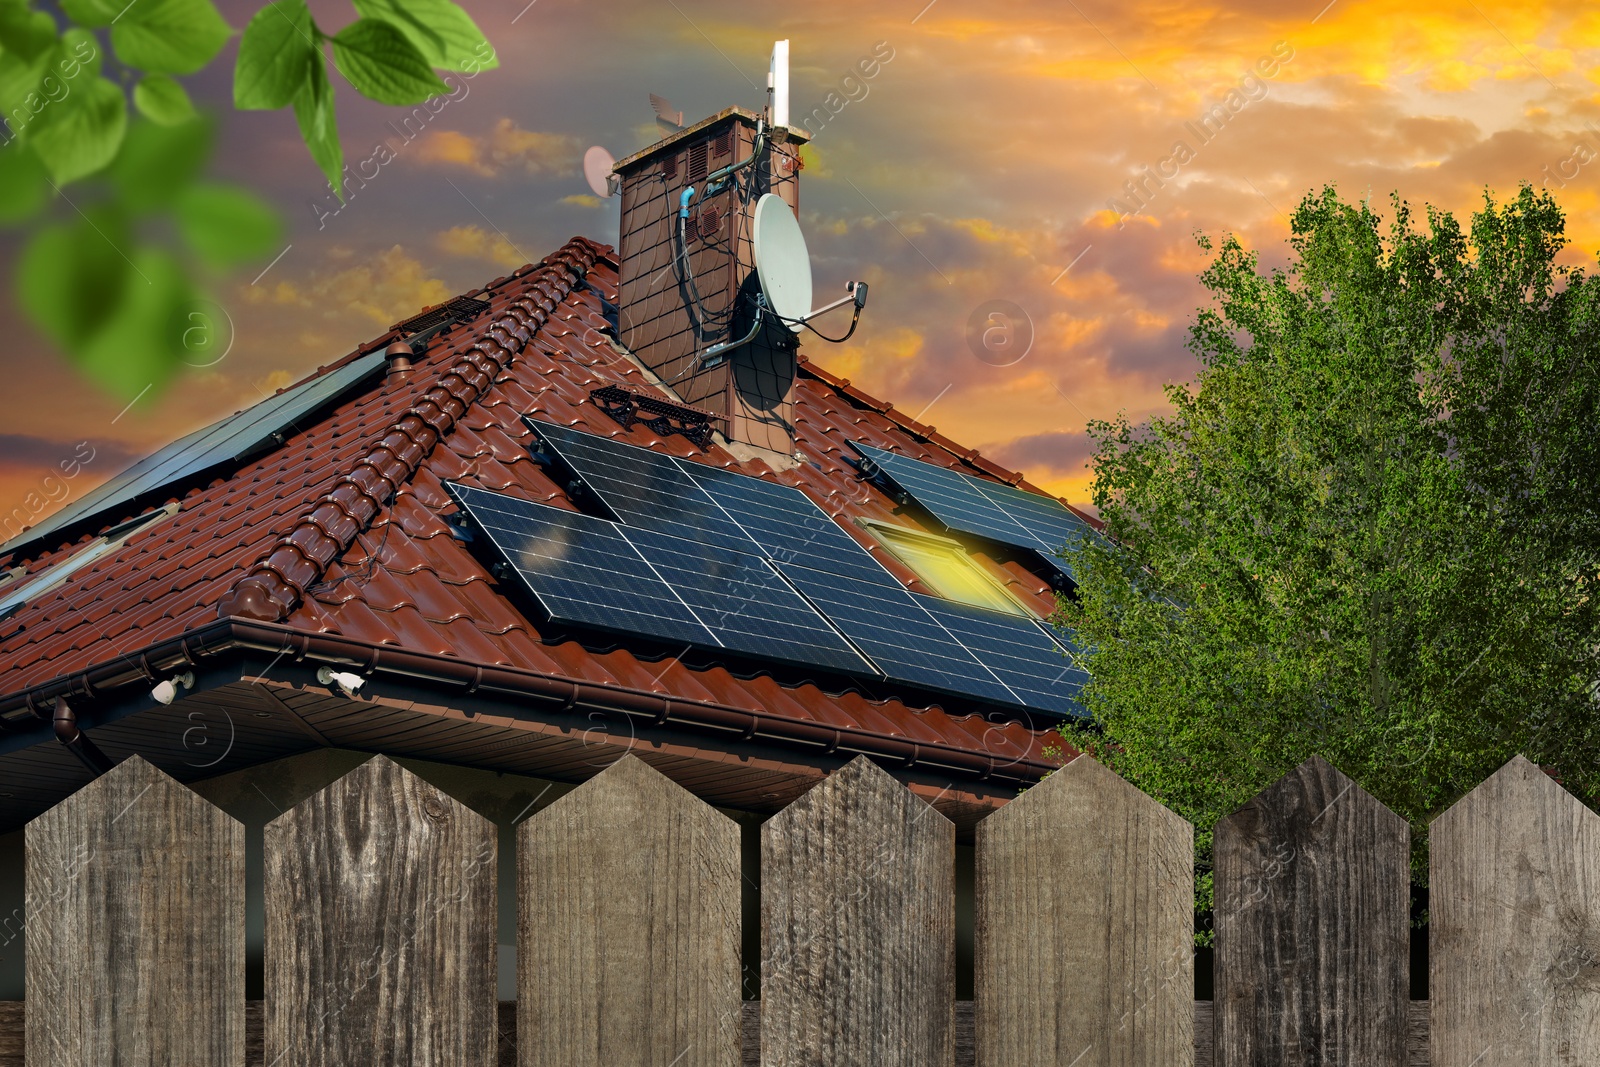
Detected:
left=0, top=504, right=178, bottom=619
left=863, top=520, right=1028, bottom=615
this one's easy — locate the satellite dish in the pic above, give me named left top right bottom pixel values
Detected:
left=583, top=145, right=616, bottom=198
left=752, top=193, right=811, bottom=332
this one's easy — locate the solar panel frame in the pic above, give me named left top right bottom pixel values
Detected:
left=526, top=419, right=757, bottom=554
left=622, top=526, right=873, bottom=673
left=851, top=441, right=1100, bottom=583
left=851, top=442, right=1035, bottom=545
left=2, top=352, right=388, bottom=558
left=447, top=482, right=716, bottom=647
left=777, top=563, right=1020, bottom=707
left=450, top=483, right=875, bottom=674
left=915, top=595, right=1088, bottom=718
left=675, top=459, right=902, bottom=589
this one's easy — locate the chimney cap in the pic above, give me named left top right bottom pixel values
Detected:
left=612, top=105, right=809, bottom=175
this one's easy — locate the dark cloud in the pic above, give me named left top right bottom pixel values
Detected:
left=0, top=434, right=133, bottom=472
left=986, top=430, right=1098, bottom=479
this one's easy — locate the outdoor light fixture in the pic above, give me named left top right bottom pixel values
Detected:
left=151, top=671, right=195, bottom=705
left=316, top=666, right=366, bottom=697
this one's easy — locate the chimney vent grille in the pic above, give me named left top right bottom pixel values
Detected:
left=713, top=129, right=732, bottom=156
left=662, top=154, right=677, bottom=179
left=688, top=140, right=708, bottom=182
left=699, top=207, right=721, bottom=239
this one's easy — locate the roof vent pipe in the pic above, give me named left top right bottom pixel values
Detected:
left=384, top=340, right=415, bottom=377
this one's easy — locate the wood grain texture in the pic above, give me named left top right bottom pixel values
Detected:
left=265, top=754, right=497, bottom=1067
left=25, top=755, right=243, bottom=1067
left=1430, top=755, right=1600, bottom=1066
left=976, top=755, right=1194, bottom=1066
left=519, top=754, right=741, bottom=1067
left=760, top=755, right=955, bottom=1067
left=1214, top=755, right=1410, bottom=1067
left=0, top=998, right=1439, bottom=1067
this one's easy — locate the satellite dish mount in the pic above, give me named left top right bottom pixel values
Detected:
left=700, top=193, right=868, bottom=364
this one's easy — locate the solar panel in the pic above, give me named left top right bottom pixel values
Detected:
left=447, top=482, right=715, bottom=646
left=526, top=419, right=756, bottom=554
left=449, top=483, right=873, bottom=673
left=3, top=351, right=388, bottom=558
left=973, top=478, right=1100, bottom=578
left=622, top=527, right=872, bottom=673
left=777, top=563, right=1019, bottom=707
left=852, top=443, right=1034, bottom=545
left=851, top=442, right=1096, bottom=581
left=675, top=459, right=901, bottom=588
left=914, top=596, right=1087, bottom=717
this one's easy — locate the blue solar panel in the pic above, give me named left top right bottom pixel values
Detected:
left=914, top=596, right=1087, bottom=717
left=448, top=482, right=715, bottom=646
left=620, top=527, right=872, bottom=673
left=448, top=483, right=873, bottom=673
left=778, top=563, right=1020, bottom=707
left=852, top=443, right=1033, bottom=545
left=3, top=351, right=388, bottom=558
left=675, top=460, right=901, bottom=589
left=851, top=442, right=1096, bottom=582
left=973, top=478, right=1100, bottom=579
left=526, top=419, right=757, bottom=554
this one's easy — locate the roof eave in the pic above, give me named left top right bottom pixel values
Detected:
left=0, top=617, right=1060, bottom=785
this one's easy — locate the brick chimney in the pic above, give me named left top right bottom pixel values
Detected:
left=612, top=107, right=810, bottom=457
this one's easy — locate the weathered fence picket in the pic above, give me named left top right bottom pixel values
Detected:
left=24, top=755, right=243, bottom=1067
left=1430, top=754, right=1600, bottom=1066
left=13, top=747, right=1600, bottom=1065
left=760, top=755, right=955, bottom=1067
left=518, top=753, right=742, bottom=1067
left=1214, top=755, right=1411, bottom=1066
left=264, top=754, right=498, bottom=1066
left=976, top=753, right=1193, bottom=1067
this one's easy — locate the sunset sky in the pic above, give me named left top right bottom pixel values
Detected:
left=3, top=0, right=1599, bottom=523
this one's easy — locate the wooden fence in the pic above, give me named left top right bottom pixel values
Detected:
left=3, top=749, right=1597, bottom=1065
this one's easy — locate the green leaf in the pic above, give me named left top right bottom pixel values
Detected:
left=233, top=0, right=316, bottom=109
left=132, top=72, right=195, bottom=124
left=291, top=56, right=342, bottom=199
left=61, top=27, right=103, bottom=76
left=59, top=0, right=123, bottom=28
left=0, top=6, right=56, bottom=59
left=17, top=216, right=135, bottom=349
left=350, top=0, right=495, bottom=71
left=110, top=0, right=229, bottom=75
left=0, top=141, right=50, bottom=223
left=19, top=220, right=198, bottom=398
left=0, top=42, right=52, bottom=127
left=330, top=18, right=447, bottom=105
left=72, top=246, right=196, bottom=399
left=107, top=115, right=213, bottom=212
left=175, top=182, right=281, bottom=267
left=28, top=74, right=127, bottom=182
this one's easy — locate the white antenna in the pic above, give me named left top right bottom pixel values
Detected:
left=769, top=40, right=789, bottom=127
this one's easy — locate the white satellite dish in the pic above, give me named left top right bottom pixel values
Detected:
left=752, top=192, right=811, bottom=332
left=583, top=145, right=616, bottom=198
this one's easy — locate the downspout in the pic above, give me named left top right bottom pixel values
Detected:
left=53, top=697, right=115, bottom=777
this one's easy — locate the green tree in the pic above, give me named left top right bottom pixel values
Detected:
left=0, top=0, right=497, bottom=401
left=1054, top=185, right=1600, bottom=939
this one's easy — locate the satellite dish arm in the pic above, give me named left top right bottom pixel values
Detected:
left=698, top=298, right=769, bottom=365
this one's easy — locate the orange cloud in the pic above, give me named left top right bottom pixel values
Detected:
left=437, top=225, right=528, bottom=269
left=413, top=118, right=581, bottom=178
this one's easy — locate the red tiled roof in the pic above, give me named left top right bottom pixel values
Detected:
left=0, top=237, right=1082, bottom=778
